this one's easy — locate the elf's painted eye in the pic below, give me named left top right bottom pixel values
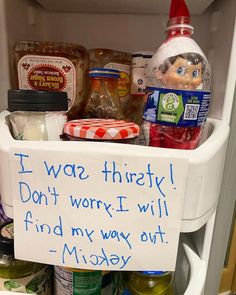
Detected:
left=192, top=69, right=200, bottom=78
left=176, top=66, right=186, bottom=76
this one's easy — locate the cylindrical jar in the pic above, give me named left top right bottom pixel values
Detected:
left=8, top=89, right=68, bottom=141
left=63, top=118, right=140, bottom=144
left=0, top=221, right=52, bottom=294
left=84, top=68, right=123, bottom=120
left=89, top=49, right=131, bottom=112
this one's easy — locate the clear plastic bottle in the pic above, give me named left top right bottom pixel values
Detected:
left=122, top=271, right=175, bottom=295
left=144, top=0, right=211, bottom=149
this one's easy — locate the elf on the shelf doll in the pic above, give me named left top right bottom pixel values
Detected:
left=144, top=0, right=211, bottom=149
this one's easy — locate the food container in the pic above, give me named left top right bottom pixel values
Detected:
left=84, top=68, right=123, bottom=120
left=63, top=118, right=140, bottom=144
left=13, top=41, right=89, bottom=119
left=89, top=49, right=132, bottom=112
left=122, top=271, right=175, bottom=295
left=8, top=89, right=68, bottom=141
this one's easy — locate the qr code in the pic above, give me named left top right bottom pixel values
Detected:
left=184, top=104, right=200, bottom=120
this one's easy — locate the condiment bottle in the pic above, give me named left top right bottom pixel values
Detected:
left=89, top=49, right=131, bottom=113
left=63, top=118, right=140, bottom=144
left=122, top=271, right=175, bottom=295
left=13, top=41, right=89, bottom=119
left=126, top=51, right=153, bottom=125
left=84, top=68, right=124, bottom=120
left=8, top=89, right=68, bottom=141
left=144, top=0, right=211, bottom=149
left=0, top=221, right=52, bottom=294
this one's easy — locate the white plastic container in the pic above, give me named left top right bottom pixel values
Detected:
left=0, top=110, right=229, bottom=232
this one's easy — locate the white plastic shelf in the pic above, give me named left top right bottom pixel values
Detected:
left=35, top=0, right=215, bottom=15
left=0, top=110, right=229, bottom=232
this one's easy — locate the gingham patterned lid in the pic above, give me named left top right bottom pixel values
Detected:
left=64, top=119, right=140, bottom=140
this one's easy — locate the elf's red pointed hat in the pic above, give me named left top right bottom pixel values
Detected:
left=169, top=0, right=190, bottom=21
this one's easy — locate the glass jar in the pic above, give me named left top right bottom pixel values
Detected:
left=122, top=271, right=175, bottom=295
left=89, top=49, right=132, bottom=112
left=8, top=89, right=68, bottom=141
left=84, top=68, right=124, bottom=120
left=13, top=41, right=89, bottom=119
left=0, top=221, right=52, bottom=294
left=63, top=118, right=140, bottom=144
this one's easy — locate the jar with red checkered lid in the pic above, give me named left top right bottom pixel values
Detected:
left=63, top=118, right=140, bottom=144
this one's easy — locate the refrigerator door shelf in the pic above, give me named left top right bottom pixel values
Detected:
left=0, top=110, right=229, bottom=232
left=0, top=240, right=206, bottom=295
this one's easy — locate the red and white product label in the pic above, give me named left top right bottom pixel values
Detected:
left=17, top=55, right=76, bottom=109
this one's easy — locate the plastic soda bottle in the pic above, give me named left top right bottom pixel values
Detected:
left=144, top=0, right=211, bottom=149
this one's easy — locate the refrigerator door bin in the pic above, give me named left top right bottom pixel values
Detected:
left=0, top=239, right=207, bottom=295
left=0, top=110, right=229, bottom=232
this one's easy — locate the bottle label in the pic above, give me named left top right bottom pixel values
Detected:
left=105, top=63, right=130, bottom=103
left=131, top=67, right=147, bottom=95
left=0, top=266, right=51, bottom=294
left=143, top=87, right=211, bottom=127
left=17, top=55, right=76, bottom=109
left=54, top=266, right=102, bottom=295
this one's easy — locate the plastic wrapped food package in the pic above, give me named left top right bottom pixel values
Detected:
left=143, top=0, right=211, bottom=149
left=13, top=41, right=89, bottom=120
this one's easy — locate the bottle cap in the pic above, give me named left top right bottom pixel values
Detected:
left=139, top=271, right=168, bottom=275
left=167, top=0, right=192, bottom=29
left=89, top=68, right=120, bottom=79
left=64, top=119, right=140, bottom=140
left=0, top=221, right=14, bottom=255
left=8, top=89, right=68, bottom=112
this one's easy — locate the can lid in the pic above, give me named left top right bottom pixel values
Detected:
left=8, top=90, right=68, bottom=112
left=0, top=221, right=14, bottom=255
left=64, top=119, right=140, bottom=140
left=89, top=68, right=120, bottom=79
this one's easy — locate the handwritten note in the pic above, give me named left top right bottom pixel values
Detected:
left=10, top=144, right=188, bottom=271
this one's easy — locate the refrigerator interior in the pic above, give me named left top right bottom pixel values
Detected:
left=0, top=0, right=235, bottom=294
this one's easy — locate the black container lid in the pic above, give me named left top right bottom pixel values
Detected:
left=0, top=221, right=14, bottom=255
left=8, top=90, right=68, bottom=112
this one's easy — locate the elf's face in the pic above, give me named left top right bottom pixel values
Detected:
left=159, top=57, right=203, bottom=90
